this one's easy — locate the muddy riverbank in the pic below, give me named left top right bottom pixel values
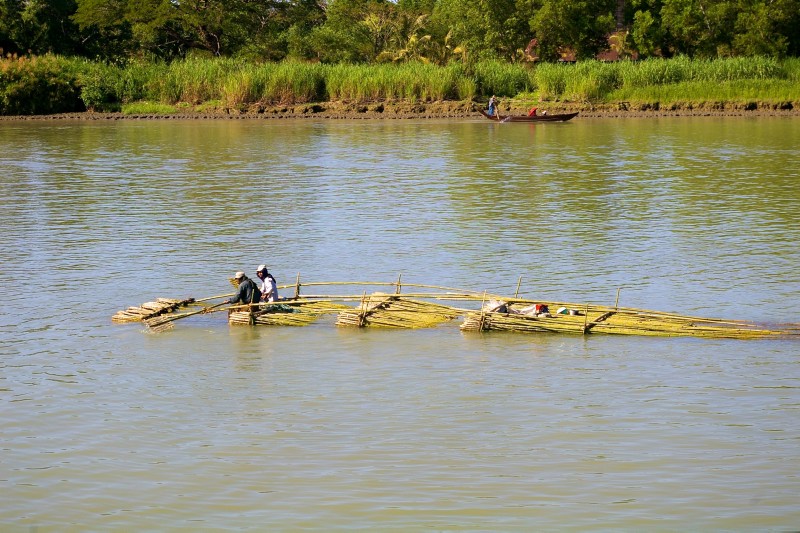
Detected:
left=1, top=99, right=797, bottom=121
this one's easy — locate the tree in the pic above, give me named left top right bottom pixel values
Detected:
left=0, top=0, right=20, bottom=53
left=307, top=0, right=401, bottom=62
left=1, top=0, right=86, bottom=56
left=519, top=0, right=616, bottom=61
left=730, top=0, right=800, bottom=57
left=283, top=0, right=327, bottom=60
left=74, top=0, right=260, bottom=59
left=659, top=0, right=737, bottom=57
left=430, top=0, right=529, bottom=62
left=629, top=3, right=669, bottom=57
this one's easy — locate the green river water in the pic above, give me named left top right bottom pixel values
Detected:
left=1, top=116, right=799, bottom=530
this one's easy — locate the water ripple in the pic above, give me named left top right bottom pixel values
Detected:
left=1, top=118, right=799, bottom=529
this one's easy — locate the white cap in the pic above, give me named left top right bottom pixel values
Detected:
left=234, top=271, right=245, bottom=279
left=257, top=264, right=267, bottom=272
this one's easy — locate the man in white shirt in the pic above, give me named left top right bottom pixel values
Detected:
left=256, top=264, right=279, bottom=302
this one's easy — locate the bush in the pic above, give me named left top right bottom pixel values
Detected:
left=77, top=61, right=122, bottom=112
left=0, top=55, right=83, bottom=115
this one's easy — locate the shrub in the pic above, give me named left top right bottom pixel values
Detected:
left=0, top=54, right=83, bottom=115
left=77, top=61, right=122, bottom=112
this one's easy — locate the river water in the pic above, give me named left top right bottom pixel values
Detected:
left=1, top=116, right=799, bottom=530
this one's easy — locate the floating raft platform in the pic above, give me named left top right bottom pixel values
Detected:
left=460, top=302, right=785, bottom=339
left=112, top=297, right=195, bottom=323
left=335, top=293, right=460, bottom=328
left=113, top=278, right=799, bottom=340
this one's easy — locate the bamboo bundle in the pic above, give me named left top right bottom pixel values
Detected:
left=336, top=294, right=460, bottom=328
left=112, top=297, right=194, bottom=323
left=228, top=300, right=352, bottom=327
left=253, top=301, right=351, bottom=326
left=461, top=308, right=783, bottom=339
left=228, top=311, right=255, bottom=325
left=587, top=313, right=780, bottom=338
left=461, top=311, right=584, bottom=334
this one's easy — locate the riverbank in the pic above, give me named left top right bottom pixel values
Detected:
left=1, top=99, right=797, bottom=121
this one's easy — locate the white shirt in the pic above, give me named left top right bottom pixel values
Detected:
left=260, top=276, right=278, bottom=302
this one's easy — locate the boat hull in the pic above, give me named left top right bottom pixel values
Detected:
left=479, top=109, right=579, bottom=122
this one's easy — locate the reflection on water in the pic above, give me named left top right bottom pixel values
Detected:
left=1, top=117, right=799, bottom=529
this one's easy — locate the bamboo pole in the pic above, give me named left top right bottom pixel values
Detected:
left=274, top=280, right=488, bottom=296
left=583, top=304, right=589, bottom=333
left=478, top=291, right=488, bottom=331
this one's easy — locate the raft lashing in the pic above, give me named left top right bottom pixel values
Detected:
left=112, top=278, right=799, bottom=340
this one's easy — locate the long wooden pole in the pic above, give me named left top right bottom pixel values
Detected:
left=194, top=292, right=235, bottom=303
left=146, top=301, right=230, bottom=331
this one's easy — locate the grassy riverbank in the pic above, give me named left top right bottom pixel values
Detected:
left=1, top=55, right=798, bottom=117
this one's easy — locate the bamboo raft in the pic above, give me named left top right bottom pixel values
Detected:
left=112, top=297, right=196, bottom=322
left=335, top=293, right=460, bottom=328
left=112, top=277, right=799, bottom=340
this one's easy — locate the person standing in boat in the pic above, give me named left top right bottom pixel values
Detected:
left=225, top=271, right=261, bottom=306
left=488, top=95, right=497, bottom=116
left=256, top=265, right=279, bottom=302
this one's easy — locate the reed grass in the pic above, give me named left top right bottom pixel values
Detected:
left=116, top=60, right=165, bottom=103
left=3, top=54, right=799, bottom=115
left=531, top=56, right=796, bottom=103
left=779, top=57, right=800, bottom=82
left=246, top=61, right=327, bottom=104
left=473, top=60, right=534, bottom=98
left=608, top=79, right=800, bottom=106
left=324, top=62, right=461, bottom=102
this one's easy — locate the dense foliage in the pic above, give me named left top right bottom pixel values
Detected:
left=1, top=0, right=799, bottom=63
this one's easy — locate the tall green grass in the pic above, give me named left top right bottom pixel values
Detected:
left=609, top=79, right=800, bottom=106
left=472, top=60, right=533, bottom=98
left=325, top=62, right=463, bottom=101
left=1, top=54, right=798, bottom=115
left=782, top=57, right=800, bottom=82
left=534, top=56, right=790, bottom=102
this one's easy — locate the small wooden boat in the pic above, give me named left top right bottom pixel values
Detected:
left=479, top=109, right=579, bottom=122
